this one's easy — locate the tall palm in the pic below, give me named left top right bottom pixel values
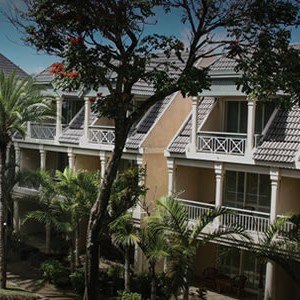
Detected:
left=110, top=212, right=140, bottom=291
left=149, top=196, right=249, bottom=300
left=0, top=70, right=53, bottom=288
left=56, top=168, right=98, bottom=270
left=138, top=225, right=169, bottom=300
left=22, top=170, right=60, bottom=254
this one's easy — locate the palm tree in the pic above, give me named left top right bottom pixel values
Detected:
left=138, top=225, right=169, bottom=300
left=149, top=196, right=249, bottom=300
left=22, top=170, right=60, bottom=254
left=110, top=212, right=139, bottom=291
left=0, top=70, right=53, bottom=288
left=56, top=168, right=98, bottom=271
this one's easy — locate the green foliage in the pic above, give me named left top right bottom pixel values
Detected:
left=117, top=290, right=142, bottom=300
left=40, top=259, right=70, bottom=288
left=69, top=270, right=85, bottom=295
left=107, top=263, right=124, bottom=280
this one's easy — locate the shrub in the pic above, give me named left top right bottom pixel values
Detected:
left=40, top=259, right=70, bottom=288
left=117, top=290, right=142, bottom=300
left=70, top=271, right=85, bottom=295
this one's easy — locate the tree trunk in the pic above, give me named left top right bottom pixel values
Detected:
left=183, top=268, right=189, bottom=300
left=150, top=263, right=156, bottom=300
left=45, top=223, right=51, bottom=254
left=0, top=143, right=7, bottom=289
left=124, top=248, right=130, bottom=291
left=84, top=120, right=130, bottom=300
left=75, top=223, right=81, bottom=268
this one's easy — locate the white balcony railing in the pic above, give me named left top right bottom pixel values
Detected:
left=179, top=199, right=270, bottom=233
left=198, top=131, right=247, bottom=155
left=30, top=123, right=56, bottom=140
left=89, top=126, right=115, bottom=145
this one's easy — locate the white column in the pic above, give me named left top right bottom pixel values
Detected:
left=264, top=262, right=275, bottom=300
left=14, top=143, right=20, bottom=174
left=99, top=151, right=107, bottom=184
left=84, top=97, right=91, bottom=143
left=214, top=162, right=224, bottom=207
left=68, top=148, right=75, bottom=170
left=191, top=96, right=199, bottom=150
left=55, top=97, right=63, bottom=141
left=39, top=145, right=46, bottom=170
left=167, top=158, right=175, bottom=196
left=27, top=121, right=31, bottom=138
left=246, top=97, right=256, bottom=154
left=13, top=198, right=20, bottom=233
left=270, top=168, right=280, bottom=222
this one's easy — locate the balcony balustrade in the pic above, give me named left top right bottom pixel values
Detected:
left=89, top=126, right=115, bottom=145
left=30, top=123, right=56, bottom=140
left=179, top=199, right=270, bottom=233
left=198, top=131, right=247, bottom=155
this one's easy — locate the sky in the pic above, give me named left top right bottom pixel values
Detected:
left=0, top=0, right=300, bottom=75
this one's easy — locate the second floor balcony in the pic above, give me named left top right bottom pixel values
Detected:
left=89, top=126, right=115, bottom=145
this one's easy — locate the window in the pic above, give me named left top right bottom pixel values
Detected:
left=224, top=171, right=271, bottom=212
left=255, top=101, right=275, bottom=134
left=225, top=101, right=247, bottom=133
left=217, top=245, right=266, bottom=290
left=62, top=99, right=84, bottom=124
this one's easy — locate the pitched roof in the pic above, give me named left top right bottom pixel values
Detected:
left=0, top=53, right=28, bottom=79
left=254, top=106, right=300, bottom=163
left=209, top=56, right=237, bottom=72
left=168, top=97, right=215, bottom=153
left=126, top=95, right=173, bottom=149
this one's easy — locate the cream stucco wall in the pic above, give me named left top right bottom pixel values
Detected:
left=201, top=101, right=223, bottom=131
left=142, top=93, right=192, bottom=204
left=278, top=177, right=300, bottom=215
left=94, top=116, right=114, bottom=126
left=75, top=154, right=100, bottom=172
left=175, top=166, right=215, bottom=203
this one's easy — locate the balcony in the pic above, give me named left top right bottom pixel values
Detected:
left=89, top=126, right=115, bottom=145
left=29, top=123, right=56, bottom=140
left=197, top=131, right=247, bottom=155
left=180, top=199, right=270, bottom=233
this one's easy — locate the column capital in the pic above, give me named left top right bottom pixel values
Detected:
left=99, top=151, right=106, bottom=161
left=39, top=144, right=45, bottom=152
left=270, top=168, right=280, bottom=182
left=214, top=162, right=224, bottom=176
left=136, top=155, right=143, bottom=166
left=191, top=96, right=199, bottom=104
left=167, top=158, right=174, bottom=170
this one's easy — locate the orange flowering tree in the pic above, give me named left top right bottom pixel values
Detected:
left=11, top=0, right=300, bottom=298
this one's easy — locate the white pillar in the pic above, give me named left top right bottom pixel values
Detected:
left=214, top=162, right=224, bottom=207
left=14, top=143, right=20, bottom=174
left=270, top=168, right=280, bottom=222
left=84, top=97, right=91, bottom=143
left=191, top=96, right=199, bottom=149
left=27, top=121, right=31, bottom=138
left=99, top=151, right=107, bottom=184
left=246, top=97, right=256, bottom=154
left=39, top=145, right=46, bottom=170
left=167, top=158, right=175, bottom=196
left=264, top=262, right=275, bottom=300
left=68, top=148, right=75, bottom=170
left=55, top=97, right=63, bottom=141
left=13, top=198, right=20, bottom=233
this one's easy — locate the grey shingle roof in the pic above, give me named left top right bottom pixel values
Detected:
left=254, top=106, right=300, bottom=163
left=209, top=56, right=237, bottom=72
left=126, top=95, right=173, bottom=149
left=59, top=128, right=83, bottom=144
left=0, top=53, right=28, bottom=79
left=168, top=97, right=216, bottom=153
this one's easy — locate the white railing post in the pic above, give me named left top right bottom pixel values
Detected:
left=55, top=97, right=63, bottom=142
left=84, top=97, right=91, bottom=143
left=167, top=158, right=175, bottom=196
left=214, top=162, right=224, bottom=208
left=14, top=143, right=20, bottom=174
left=270, top=168, right=280, bottom=223
left=68, top=148, right=75, bottom=170
left=191, top=96, right=198, bottom=149
left=27, top=122, right=31, bottom=138
left=39, top=145, right=46, bottom=170
left=246, top=96, right=256, bottom=154
left=99, top=151, right=107, bottom=184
